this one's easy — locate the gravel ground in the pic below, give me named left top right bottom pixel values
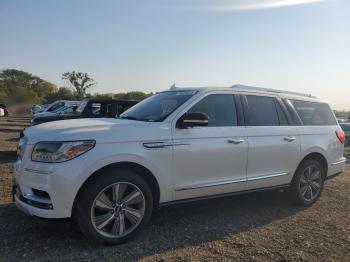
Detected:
left=0, top=116, right=350, bottom=261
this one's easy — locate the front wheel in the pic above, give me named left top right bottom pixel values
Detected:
left=289, top=159, right=325, bottom=206
left=75, top=169, right=153, bottom=244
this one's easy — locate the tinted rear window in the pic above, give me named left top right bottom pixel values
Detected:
left=290, top=100, right=337, bottom=126
left=245, top=95, right=280, bottom=126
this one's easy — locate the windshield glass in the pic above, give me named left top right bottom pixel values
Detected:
left=47, top=101, right=64, bottom=112
left=52, top=106, right=67, bottom=113
left=120, top=90, right=197, bottom=122
left=76, top=99, right=89, bottom=113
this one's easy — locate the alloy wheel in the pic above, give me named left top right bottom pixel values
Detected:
left=91, top=182, right=145, bottom=238
left=299, top=165, right=322, bottom=202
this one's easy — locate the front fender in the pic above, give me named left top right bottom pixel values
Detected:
left=73, top=142, right=173, bottom=208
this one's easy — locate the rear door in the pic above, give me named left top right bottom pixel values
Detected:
left=242, top=94, right=301, bottom=190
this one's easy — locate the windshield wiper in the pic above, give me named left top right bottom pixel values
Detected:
left=119, top=116, right=154, bottom=122
left=119, top=116, right=139, bottom=121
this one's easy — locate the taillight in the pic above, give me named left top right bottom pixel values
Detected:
left=336, top=130, right=346, bottom=144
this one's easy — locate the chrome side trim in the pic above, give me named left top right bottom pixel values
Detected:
left=331, top=159, right=346, bottom=166
left=172, top=141, right=191, bottom=146
left=247, top=172, right=289, bottom=181
left=24, top=168, right=52, bottom=175
left=175, top=172, right=289, bottom=191
left=175, top=178, right=246, bottom=191
left=143, top=141, right=190, bottom=149
left=161, top=184, right=290, bottom=207
left=143, top=142, right=167, bottom=149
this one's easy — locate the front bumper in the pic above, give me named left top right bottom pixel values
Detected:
left=13, top=156, right=87, bottom=219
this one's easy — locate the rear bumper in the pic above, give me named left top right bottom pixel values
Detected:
left=327, top=157, right=346, bottom=179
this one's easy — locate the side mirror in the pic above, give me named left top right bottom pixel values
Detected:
left=177, top=112, right=209, bottom=129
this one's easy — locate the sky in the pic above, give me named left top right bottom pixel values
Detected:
left=0, top=0, right=349, bottom=110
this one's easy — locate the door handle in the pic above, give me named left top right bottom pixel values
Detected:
left=284, top=136, right=296, bottom=142
left=228, top=138, right=245, bottom=144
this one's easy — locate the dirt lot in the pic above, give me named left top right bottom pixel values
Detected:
left=0, top=116, right=350, bottom=261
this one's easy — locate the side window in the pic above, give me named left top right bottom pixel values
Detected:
left=290, top=100, right=337, bottom=126
left=106, top=104, right=112, bottom=113
left=275, top=100, right=289, bottom=126
left=187, top=94, right=237, bottom=127
left=91, top=103, right=102, bottom=116
left=63, top=106, right=74, bottom=114
left=245, top=95, right=279, bottom=126
left=48, top=102, right=64, bottom=112
left=105, top=104, right=113, bottom=117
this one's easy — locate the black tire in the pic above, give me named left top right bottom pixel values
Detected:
left=289, top=159, right=325, bottom=206
left=75, top=169, right=153, bottom=244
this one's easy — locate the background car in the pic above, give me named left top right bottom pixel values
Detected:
left=31, top=105, right=44, bottom=115
left=32, top=100, right=79, bottom=116
left=340, top=123, right=350, bottom=146
left=33, top=102, right=80, bottom=118
left=0, top=103, right=9, bottom=116
left=30, top=98, right=139, bottom=125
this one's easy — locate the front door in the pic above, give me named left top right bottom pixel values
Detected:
left=172, top=93, right=248, bottom=200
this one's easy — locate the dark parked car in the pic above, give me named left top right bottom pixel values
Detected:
left=0, top=103, right=9, bottom=116
left=340, top=123, right=350, bottom=146
left=31, top=98, right=139, bottom=126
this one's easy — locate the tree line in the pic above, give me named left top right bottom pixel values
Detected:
left=0, top=69, right=152, bottom=105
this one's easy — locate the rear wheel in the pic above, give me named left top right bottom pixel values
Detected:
left=75, top=169, right=153, bottom=244
left=289, top=159, right=325, bottom=206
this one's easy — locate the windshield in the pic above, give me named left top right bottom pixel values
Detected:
left=120, top=90, right=197, bottom=122
left=76, top=99, right=89, bottom=113
left=47, top=101, right=64, bottom=112
left=52, top=106, right=64, bottom=113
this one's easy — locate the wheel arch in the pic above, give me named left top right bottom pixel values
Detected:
left=293, top=152, right=328, bottom=183
left=72, top=161, right=161, bottom=217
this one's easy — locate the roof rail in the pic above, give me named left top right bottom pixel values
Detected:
left=231, top=84, right=318, bottom=99
left=169, top=83, right=178, bottom=90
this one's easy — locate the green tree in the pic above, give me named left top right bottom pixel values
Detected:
left=112, top=91, right=153, bottom=100
left=62, top=71, right=96, bottom=100
left=0, top=80, right=8, bottom=101
left=0, top=69, right=56, bottom=104
left=92, top=91, right=152, bottom=101
left=45, top=87, right=75, bottom=102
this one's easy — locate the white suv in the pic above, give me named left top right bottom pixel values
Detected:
left=14, top=85, right=346, bottom=244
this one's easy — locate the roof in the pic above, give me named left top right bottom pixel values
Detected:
left=166, top=84, right=322, bottom=101
left=85, top=98, right=139, bottom=103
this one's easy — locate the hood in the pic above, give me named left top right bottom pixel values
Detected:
left=33, top=111, right=56, bottom=118
left=32, top=112, right=82, bottom=125
left=24, top=118, right=171, bottom=144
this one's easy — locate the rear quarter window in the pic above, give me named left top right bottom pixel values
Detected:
left=290, top=100, right=337, bottom=126
left=245, top=95, right=285, bottom=126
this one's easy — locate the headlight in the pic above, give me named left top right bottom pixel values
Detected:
left=32, top=140, right=95, bottom=163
